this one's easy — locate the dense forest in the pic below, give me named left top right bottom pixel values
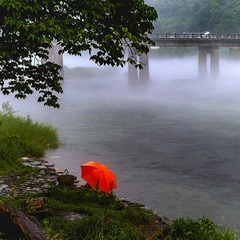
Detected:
left=146, top=0, right=240, bottom=34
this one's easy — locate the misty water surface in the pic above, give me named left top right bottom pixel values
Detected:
left=2, top=54, right=240, bottom=230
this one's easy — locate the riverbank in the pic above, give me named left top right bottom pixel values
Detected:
left=0, top=157, right=172, bottom=239
left=1, top=158, right=239, bottom=240
left=0, top=157, right=59, bottom=196
left=0, top=104, right=171, bottom=239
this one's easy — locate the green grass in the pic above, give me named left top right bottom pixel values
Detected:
left=0, top=186, right=154, bottom=240
left=161, top=217, right=240, bottom=240
left=0, top=102, right=59, bottom=175
left=40, top=187, right=152, bottom=239
left=1, top=186, right=240, bottom=240
left=4, top=186, right=237, bottom=240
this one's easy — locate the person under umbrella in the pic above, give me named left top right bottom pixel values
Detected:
left=80, top=161, right=117, bottom=193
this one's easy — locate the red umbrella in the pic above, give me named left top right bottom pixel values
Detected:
left=80, top=161, right=117, bottom=193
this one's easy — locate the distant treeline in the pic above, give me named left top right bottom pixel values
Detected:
left=146, top=0, right=240, bottom=34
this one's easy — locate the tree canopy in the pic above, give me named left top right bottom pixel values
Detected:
left=148, top=0, right=240, bottom=34
left=0, top=0, right=157, bottom=107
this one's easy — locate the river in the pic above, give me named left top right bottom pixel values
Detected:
left=1, top=55, right=240, bottom=230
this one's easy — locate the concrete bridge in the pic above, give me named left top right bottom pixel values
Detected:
left=49, top=33, right=240, bottom=81
left=129, top=33, right=240, bottom=82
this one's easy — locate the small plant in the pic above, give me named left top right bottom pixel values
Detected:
left=0, top=102, right=17, bottom=116
left=162, top=217, right=240, bottom=240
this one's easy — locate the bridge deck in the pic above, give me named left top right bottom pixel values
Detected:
left=151, top=33, right=240, bottom=47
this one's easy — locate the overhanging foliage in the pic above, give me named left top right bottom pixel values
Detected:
left=0, top=0, right=157, bottom=107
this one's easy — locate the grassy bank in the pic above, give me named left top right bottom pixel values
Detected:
left=2, top=186, right=239, bottom=240
left=0, top=103, right=239, bottom=239
left=0, top=102, right=59, bottom=175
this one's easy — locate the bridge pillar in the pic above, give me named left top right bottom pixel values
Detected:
left=139, top=53, right=149, bottom=82
left=49, top=45, right=63, bottom=66
left=128, top=48, right=149, bottom=85
left=198, top=47, right=208, bottom=78
left=128, top=48, right=138, bottom=86
left=49, top=43, right=64, bottom=77
left=210, top=47, right=219, bottom=78
left=198, top=46, right=219, bottom=79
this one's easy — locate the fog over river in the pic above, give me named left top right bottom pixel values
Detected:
left=2, top=53, right=240, bottom=230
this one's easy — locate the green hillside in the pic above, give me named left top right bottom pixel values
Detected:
left=146, top=0, right=240, bottom=33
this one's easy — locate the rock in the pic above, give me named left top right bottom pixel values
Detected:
left=0, top=184, right=9, bottom=192
left=39, top=170, right=46, bottom=175
left=2, top=187, right=11, bottom=195
left=55, top=211, right=85, bottom=221
left=0, top=170, right=59, bottom=196
left=28, top=197, right=48, bottom=213
left=29, top=161, right=43, bottom=166
left=43, top=163, right=55, bottom=168
left=0, top=203, right=48, bottom=240
left=20, top=157, right=32, bottom=161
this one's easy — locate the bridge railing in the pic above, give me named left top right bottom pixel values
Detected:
left=150, top=33, right=240, bottom=40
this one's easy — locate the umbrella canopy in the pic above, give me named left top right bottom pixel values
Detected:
left=80, top=161, right=117, bottom=193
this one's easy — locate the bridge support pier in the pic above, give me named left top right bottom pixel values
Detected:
left=198, top=46, right=219, bottom=79
left=128, top=48, right=149, bottom=85
left=139, top=53, right=149, bottom=82
left=49, top=44, right=63, bottom=67
left=49, top=43, right=64, bottom=76
left=210, top=47, right=219, bottom=78
left=128, top=49, right=138, bottom=86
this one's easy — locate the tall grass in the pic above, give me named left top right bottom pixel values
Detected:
left=0, top=102, right=59, bottom=175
